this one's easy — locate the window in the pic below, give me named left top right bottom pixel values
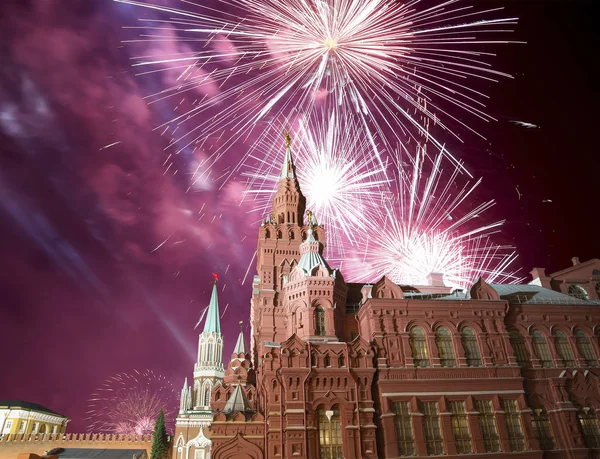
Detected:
left=203, top=386, right=210, bottom=406
left=338, top=354, right=345, bottom=367
left=435, top=327, right=456, bottom=367
left=19, top=421, right=26, bottom=433
left=393, top=402, right=415, bottom=456
left=532, top=330, right=553, bottom=368
left=531, top=409, right=554, bottom=450
left=509, top=330, right=530, bottom=368
left=316, top=306, right=326, bottom=336
left=502, top=400, right=525, bottom=452
left=569, top=284, right=589, bottom=300
left=555, top=331, right=575, bottom=367
left=449, top=401, right=472, bottom=454
left=578, top=408, right=600, bottom=448
left=207, top=342, right=214, bottom=362
left=475, top=400, right=500, bottom=452
left=420, top=402, right=444, bottom=455
left=575, top=330, right=597, bottom=367
left=410, top=327, right=429, bottom=367
left=461, top=328, right=482, bottom=367
left=3, top=420, right=13, bottom=433
left=318, top=408, right=343, bottom=459
left=596, top=281, right=600, bottom=299
left=32, top=422, right=39, bottom=434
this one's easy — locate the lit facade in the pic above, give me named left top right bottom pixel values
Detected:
left=190, top=141, right=600, bottom=458
left=0, top=401, right=69, bottom=436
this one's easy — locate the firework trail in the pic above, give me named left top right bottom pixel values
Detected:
left=342, top=144, right=523, bottom=289
left=115, top=0, right=519, bottom=182
left=86, top=369, right=177, bottom=435
left=242, top=108, right=390, bottom=258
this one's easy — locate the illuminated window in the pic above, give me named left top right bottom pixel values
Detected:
left=532, top=330, right=553, bottom=368
left=569, top=284, right=589, bottom=300
left=575, top=330, right=597, bottom=367
left=316, top=306, right=326, bottom=336
left=531, top=409, right=554, bottom=450
left=461, top=328, right=482, bottom=367
left=318, top=408, right=343, bottom=459
left=410, top=327, right=429, bottom=367
left=420, top=401, right=444, bottom=455
left=578, top=408, right=600, bottom=448
left=435, top=327, right=456, bottom=367
left=449, top=401, right=472, bottom=454
left=509, top=330, right=530, bottom=368
left=475, top=400, right=500, bottom=452
left=502, top=400, right=525, bottom=452
left=393, top=402, right=415, bottom=456
left=555, top=331, right=575, bottom=367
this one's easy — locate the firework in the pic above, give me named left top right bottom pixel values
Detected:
left=86, top=369, right=177, bottom=435
left=242, top=108, right=390, bottom=258
left=115, top=0, right=518, bottom=181
left=342, top=146, right=523, bottom=289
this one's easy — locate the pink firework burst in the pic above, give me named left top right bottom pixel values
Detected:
left=86, top=369, right=177, bottom=435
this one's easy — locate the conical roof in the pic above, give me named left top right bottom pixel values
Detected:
left=280, top=140, right=297, bottom=180
left=203, top=282, right=221, bottom=334
left=222, top=384, right=251, bottom=414
left=233, top=329, right=247, bottom=355
left=297, top=228, right=331, bottom=275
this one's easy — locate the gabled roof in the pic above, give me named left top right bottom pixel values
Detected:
left=57, top=449, right=147, bottom=459
left=489, top=283, right=597, bottom=305
left=0, top=400, right=66, bottom=417
left=549, top=258, right=600, bottom=278
left=203, top=282, right=221, bottom=334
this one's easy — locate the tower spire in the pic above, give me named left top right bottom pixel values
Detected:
left=203, top=278, right=221, bottom=334
left=233, top=321, right=247, bottom=355
left=280, top=131, right=297, bottom=180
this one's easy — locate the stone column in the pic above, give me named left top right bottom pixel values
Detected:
left=379, top=413, right=399, bottom=458
left=409, top=398, right=427, bottom=456
left=465, top=396, right=485, bottom=454
left=453, top=333, right=467, bottom=367
left=438, top=398, right=456, bottom=455
left=428, top=332, right=441, bottom=367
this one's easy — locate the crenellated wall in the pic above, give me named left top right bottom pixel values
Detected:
left=0, top=433, right=158, bottom=459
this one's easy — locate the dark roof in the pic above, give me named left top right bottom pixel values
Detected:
left=0, top=400, right=65, bottom=417
left=489, top=284, right=599, bottom=305
left=57, top=449, right=147, bottom=459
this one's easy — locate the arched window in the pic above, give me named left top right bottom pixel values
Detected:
left=324, top=354, right=331, bottom=367
left=575, top=330, right=597, bottom=367
left=555, top=331, right=575, bottom=367
left=532, top=330, right=553, bottom=368
left=578, top=408, right=600, bottom=448
left=318, top=408, right=343, bottom=459
left=532, top=409, right=555, bottom=450
left=461, top=327, right=482, bottom=367
left=207, top=342, right=214, bottom=362
left=409, top=327, right=429, bottom=367
left=203, top=385, right=211, bottom=407
left=338, top=354, right=345, bottom=367
left=509, top=330, right=530, bottom=368
left=435, top=327, right=456, bottom=367
left=569, top=284, right=589, bottom=300
left=315, top=306, right=326, bottom=336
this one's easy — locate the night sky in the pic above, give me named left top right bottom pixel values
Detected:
left=0, top=0, right=598, bottom=432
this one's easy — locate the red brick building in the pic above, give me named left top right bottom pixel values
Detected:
left=176, top=140, right=600, bottom=459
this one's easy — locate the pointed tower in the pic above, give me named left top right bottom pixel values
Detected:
left=251, top=131, right=314, bottom=363
left=173, top=277, right=224, bottom=459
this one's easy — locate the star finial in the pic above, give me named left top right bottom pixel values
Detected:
left=284, top=131, right=292, bottom=148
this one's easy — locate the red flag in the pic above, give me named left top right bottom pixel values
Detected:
left=212, top=272, right=219, bottom=282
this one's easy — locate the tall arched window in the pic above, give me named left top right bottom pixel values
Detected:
left=318, top=408, right=343, bottom=459
left=315, top=306, right=326, bottom=336
left=461, top=327, right=482, bottom=367
left=555, top=331, right=575, bottom=367
left=569, top=284, right=589, bottom=300
left=409, top=327, right=429, bottom=367
left=203, top=385, right=211, bottom=407
left=207, top=342, right=214, bottom=362
left=509, top=330, right=530, bottom=368
left=435, top=327, right=456, bottom=367
left=532, top=330, right=553, bottom=368
left=575, top=330, right=597, bottom=367
left=578, top=408, right=600, bottom=448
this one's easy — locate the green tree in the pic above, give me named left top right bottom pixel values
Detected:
left=150, top=409, right=168, bottom=459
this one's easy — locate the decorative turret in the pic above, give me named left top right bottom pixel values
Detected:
left=296, top=223, right=331, bottom=277
left=224, top=322, right=255, bottom=386
left=272, top=131, right=306, bottom=226
left=179, top=378, right=191, bottom=413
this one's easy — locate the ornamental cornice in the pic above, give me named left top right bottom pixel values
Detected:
left=0, top=410, right=67, bottom=423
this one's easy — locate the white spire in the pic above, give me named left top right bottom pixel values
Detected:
left=233, top=322, right=247, bottom=355
left=280, top=131, right=297, bottom=180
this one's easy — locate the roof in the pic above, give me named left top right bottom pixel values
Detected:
left=549, top=258, right=600, bottom=278
left=297, top=229, right=331, bottom=275
left=489, top=283, right=599, bottom=305
left=280, top=144, right=297, bottom=180
left=57, top=449, right=147, bottom=459
left=233, top=329, right=247, bottom=354
left=0, top=400, right=65, bottom=417
left=203, top=282, right=221, bottom=334
left=222, top=384, right=251, bottom=414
